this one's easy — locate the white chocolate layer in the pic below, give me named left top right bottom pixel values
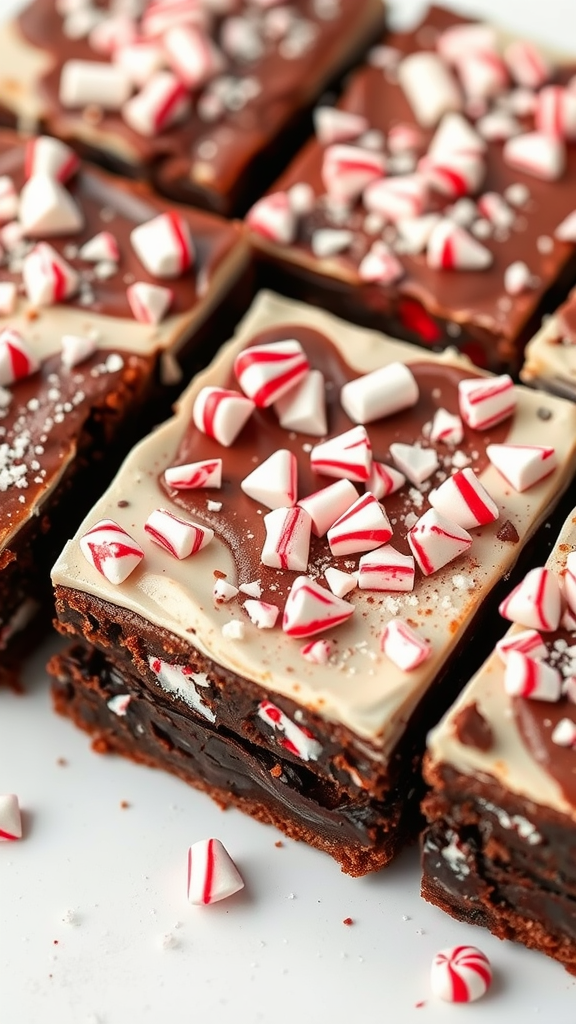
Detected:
left=521, top=289, right=576, bottom=394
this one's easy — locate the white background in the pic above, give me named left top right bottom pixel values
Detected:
left=2, top=1, right=576, bottom=1022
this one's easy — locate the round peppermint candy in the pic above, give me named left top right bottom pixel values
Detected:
left=430, top=945, right=492, bottom=1003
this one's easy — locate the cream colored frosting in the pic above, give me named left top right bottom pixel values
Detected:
left=52, top=291, right=576, bottom=751
left=521, top=294, right=576, bottom=392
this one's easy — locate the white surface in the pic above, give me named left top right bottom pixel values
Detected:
left=2, top=1, right=576, bottom=1022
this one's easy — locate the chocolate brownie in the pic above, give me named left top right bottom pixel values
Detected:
left=521, top=286, right=576, bottom=400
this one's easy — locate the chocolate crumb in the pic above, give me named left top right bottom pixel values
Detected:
left=270, top=763, right=283, bottom=778
left=56, top=757, right=67, bottom=767
left=453, top=702, right=494, bottom=751
left=537, top=407, right=552, bottom=421
left=275, top=840, right=284, bottom=848
left=120, top=800, right=130, bottom=809
left=213, top=569, right=227, bottom=579
left=342, top=917, right=353, bottom=926
left=117, top=499, right=129, bottom=508
left=497, top=519, right=520, bottom=543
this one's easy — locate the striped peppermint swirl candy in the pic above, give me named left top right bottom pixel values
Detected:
left=131, top=211, right=194, bottom=278
left=24, top=135, right=80, bottom=183
left=144, top=508, right=214, bottom=559
left=193, top=386, right=255, bottom=447
left=165, top=459, right=222, bottom=490
left=310, top=425, right=372, bottom=482
left=258, top=699, right=322, bottom=760
left=23, top=243, right=79, bottom=307
left=499, top=567, right=562, bottom=631
left=80, top=519, right=144, bottom=584
left=0, top=329, right=39, bottom=387
left=282, top=576, right=354, bottom=638
left=0, top=795, right=22, bottom=842
left=327, top=492, right=392, bottom=557
left=234, top=339, right=309, bottom=408
left=187, top=838, right=244, bottom=906
left=430, top=945, right=492, bottom=1003
left=504, top=649, right=562, bottom=701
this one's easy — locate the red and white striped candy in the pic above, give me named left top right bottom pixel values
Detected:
left=164, top=26, right=224, bottom=90
left=0, top=176, right=17, bottom=224
left=389, top=442, right=438, bottom=486
left=504, top=650, right=562, bottom=701
left=165, top=458, right=222, bottom=490
left=187, top=838, right=244, bottom=906
left=19, top=176, right=83, bottom=238
left=0, top=329, right=39, bottom=386
left=241, top=449, right=297, bottom=510
left=363, top=174, right=428, bottom=222
left=388, top=123, right=424, bottom=155
left=234, top=339, right=309, bottom=409
left=340, top=361, right=418, bottom=426
left=437, top=22, right=497, bottom=64
left=321, top=144, right=386, bottom=203
left=131, top=212, right=193, bottom=278
left=80, top=518, right=144, bottom=584
left=0, top=795, right=22, bottom=842
left=504, top=260, right=532, bottom=295
left=127, top=282, right=173, bottom=324
left=24, top=137, right=80, bottom=183
left=23, top=243, right=79, bottom=307
left=458, top=375, right=515, bottom=430
left=310, top=426, right=372, bottom=482
left=313, top=106, right=368, bottom=145
left=327, top=492, right=392, bottom=557
left=61, top=333, right=96, bottom=369
left=496, top=628, right=547, bottom=664
left=555, top=210, right=576, bottom=242
left=380, top=618, right=431, bottom=671
left=274, top=368, right=327, bottom=436
left=431, top=946, right=492, bottom=1003
left=60, top=59, right=133, bottom=109
left=562, top=609, right=576, bottom=632
left=427, top=220, right=492, bottom=271
left=505, top=40, right=551, bottom=89
left=536, top=86, right=576, bottom=140
left=145, top=507, right=213, bottom=559
left=486, top=443, right=557, bottom=492
left=499, top=567, right=562, bottom=631
left=367, top=462, right=405, bottom=500
left=477, top=109, right=522, bottom=141
left=0, top=282, right=17, bottom=316
left=257, top=699, right=322, bottom=760
left=244, top=599, right=279, bottom=629
left=358, top=545, right=415, bottom=592
left=79, top=231, right=120, bottom=263
left=477, top=192, right=514, bottom=230
left=193, top=386, right=254, bottom=447
left=114, top=40, right=166, bottom=87
left=324, top=567, right=357, bottom=598
left=408, top=509, right=472, bottom=577
left=455, top=49, right=509, bottom=102
left=358, top=242, right=404, bottom=285
left=422, top=150, right=485, bottom=199
left=428, top=468, right=499, bottom=530
left=300, top=639, right=332, bottom=664
left=503, top=131, right=565, bottom=181
left=396, top=213, right=441, bottom=254
left=143, top=0, right=210, bottom=37
left=298, top=479, right=358, bottom=537
left=564, top=551, right=576, bottom=616
left=398, top=52, right=462, bottom=128
left=246, top=192, right=296, bottom=245
left=261, top=506, right=311, bottom=571
left=89, top=13, right=137, bottom=55
left=428, top=112, right=486, bottom=161
left=282, top=575, right=354, bottom=638
left=552, top=718, right=576, bottom=747
left=430, top=408, right=463, bottom=445
left=213, top=579, right=238, bottom=604
left=122, top=71, right=191, bottom=136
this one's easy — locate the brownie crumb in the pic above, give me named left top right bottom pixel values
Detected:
left=270, top=764, right=283, bottom=778
left=453, top=702, right=494, bottom=751
left=56, top=757, right=68, bottom=767
left=120, top=800, right=130, bottom=810
left=213, top=569, right=227, bottom=579
left=537, top=407, right=552, bottom=421
left=274, top=840, right=283, bottom=848
left=496, top=519, right=520, bottom=543
left=91, top=736, right=110, bottom=754
left=117, top=500, right=130, bottom=508
left=342, top=917, right=353, bottom=926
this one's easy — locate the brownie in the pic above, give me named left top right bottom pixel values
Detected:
left=521, top=286, right=576, bottom=400
left=0, top=0, right=384, bottom=216
left=48, top=292, right=576, bottom=874
left=422, top=508, right=576, bottom=973
left=247, top=6, right=576, bottom=372
left=0, top=128, right=248, bottom=681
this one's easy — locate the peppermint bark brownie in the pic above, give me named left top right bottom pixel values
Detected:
left=521, top=286, right=576, bottom=400
left=422, top=509, right=576, bottom=973
left=0, top=0, right=384, bottom=217
left=0, top=128, right=247, bottom=680
left=247, top=6, right=576, bottom=372
left=49, top=292, right=576, bottom=875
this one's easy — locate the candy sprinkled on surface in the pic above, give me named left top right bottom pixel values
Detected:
left=187, top=838, right=244, bottom=906
left=430, top=945, right=492, bottom=1003
left=80, top=519, right=144, bottom=585
left=0, top=795, right=22, bottom=842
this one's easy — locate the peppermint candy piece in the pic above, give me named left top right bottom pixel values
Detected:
left=398, top=52, right=462, bottom=128
left=131, top=212, right=194, bottom=278
left=114, top=41, right=166, bottom=88
left=23, top=243, right=79, bottom=307
left=142, top=0, right=209, bottom=37
left=187, top=839, right=244, bottom=906
left=61, top=334, right=96, bottom=369
left=429, top=408, right=463, bottom=445
left=80, top=518, right=144, bottom=584
left=246, top=192, right=296, bottom=245
left=389, top=443, right=438, bottom=486
left=0, top=329, right=39, bottom=386
left=258, top=699, right=322, bottom=761
left=321, top=144, right=386, bottom=202
left=380, top=618, right=431, bottom=671
left=122, top=71, right=191, bottom=136
left=504, top=260, right=531, bottom=295
left=310, top=425, right=372, bottom=482
left=427, top=220, right=492, bottom=270
left=408, top=509, right=472, bottom=576
left=300, top=639, right=332, bottom=664
left=241, top=449, right=297, bottom=510
left=396, top=213, right=441, bottom=254
left=311, top=229, right=353, bottom=259
left=422, top=150, right=485, bottom=199
left=0, top=795, right=22, bottom=842
left=213, top=579, right=239, bottom=604
left=555, top=210, right=576, bottom=242
left=505, top=40, right=551, bottom=89
left=367, top=462, right=405, bottom=500
left=90, top=14, right=137, bottom=56
left=499, top=567, right=562, bottom=631
left=363, top=174, right=428, bottom=222
left=428, top=112, right=486, bottom=160
left=486, top=443, right=557, bottom=492
left=127, top=282, right=173, bottom=324
left=0, top=282, right=17, bottom=316
left=458, top=374, right=515, bottom=430
left=504, top=650, right=562, bottom=701
left=234, top=339, right=309, bottom=408
left=108, top=694, right=131, bottom=717
left=244, top=600, right=279, bottom=629
left=552, top=718, right=576, bottom=747
left=261, top=506, right=311, bottom=571
left=145, top=508, right=213, bottom=559
left=274, top=368, right=327, bottom=436
left=60, top=59, right=133, bottom=109
left=495, top=629, right=547, bottom=664
left=503, top=131, right=565, bottom=181
left=165, top=459, right=222, bottom=490
left=79, top=231, right=120, bottom=263
left=193, top=386, right=254, bottom=447
left=358, top=242, right=404, bottom=285
left=388, top=123, right=424, bottom=154
left=477, top=109, right=522, bottom=141
left=164, top=26, right=224, bottom=90
left=0, top=176, right=18, bottom=224
left=327, top=492, right=392, bottom=557
left=430, top=946, right=492, bottom=1003
left=437, top=23, right=497, bottom=64
left=564, top=551, right=576, bottom=616
left=24, top=136, right=80, bottom=183
left=358, top=545, right=415, bottom=592
left=455, top=49, right=509, bottom=102
left=477, top=192, right=514, bottom=230
left=313, top=106, right=368, bottom=145
left=282, top=575, right=354, bottom=638
left=428, top=468, right=499, bottom=530
left=324, top=567, right=357, bottom=599
left=536, top=85, right=576, bottom=140
left=340, top=362, right=418, bottom=425
left=298, top=479, right=359, bottom=537
left=19, top=176, right=83, bottom=237
left=287, top=182, right=315, bottom=217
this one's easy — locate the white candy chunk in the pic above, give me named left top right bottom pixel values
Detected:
left=536, top=85, right=576, bottom=140
left=340, top=362, right=418, bottom=425
left=234, top=339, right=309, bottom=408
left=165, top=459, right=222, bottom=490
left=220, top=16, right=264, bottom=62
left=187, top=838, right=244, bottom=906
left=257, top=699, right=322, bottom=761
left=127, top=282, right=173, bottom=324
left=408, top=509, right=472, bottom=576
left=430, top=408, right=463, bottom=445
left=428, top=111, right=486, bottom=159
left=247, top=192, right=296, bottom=245
left=321, top=144, right=386, bottom=203
left=89, top=14, right=137, bottom=54
left=310, top=425, right=372, bottom=482
left=565, top=551, right=576, bottom=616
left=0, top=795, right=22, bottom=842
left=389, top=442, right=438, bottom=485
left=80, top=518, right=144, bottom=584
left=261, top=506, right=311, bottom=571
left=0, top=330, right=39, bottom=386
left=455, top=49, right=508, bottom=102
left=0, top=176, right=18, bottom=223
left=363, top=174, right=428, bottom=222
left=380, top=618, right=431, bottom=671
left=131, top=212, right=194, bottom=278
left=287, top=182, right=315, bottom=217
left=505, top=40, right=551, bottom=89
left=282, top=575, right=354, bottom=638
left=504, top=650, right=562, bottom=701
left=145, top=508, right=213, bottom=559
left=298, top=479, right=358, bottom=537
left=108, top=694, right=131, bottom=717
left=447, top=197, right=478, bottom=227
left=60, top=59, right=133, bottom=109
left=163, top=26, right=224, bottom=89
left=114, top=41, right=166, bottom=87
left=496, top=629, right=548, bottom=664
left=243, top=600, right=279, bottom=629
left=437, top=22, right=497, bottom=64
left=142, top=0, right=210, bottom=36
left=274, top=368, right=327, bottom=436
left=241, top=449, right=297, bottom=510
left=458, top=375, right=515, bottom=430
left=427, top=220, right=492, bottom=270
left=477, top=192, right=514, bottom=229
left=396, top=213, right=441, bottom=254
left=19, top=176, right=83, bottom=237
left=552, top=718, right=576, bottom=747
left=193, top=386, right=254, bottom=447
left=367, top=462, right=405, bottom=500
left=358, top=545, right=415, bottom=592
left=429, top=468, right=499, bottom=530
left=499, top=567, right=562, bottom=631
left=398, top=52, right=462, bottom=128
left=313, top=106, right=368, bottom=145
left=555, top=210, right=576, bottom=242
left=324, top=567, right=357, bottom=599
left=477, top=110, right=522, bottom=141
left=25, top=136, right=80, bottom=183
left=504, top=260, right=531, bottom=295
left=213, top=579, right=239, bottom=604
left=503, top=132, right=565, bottom=181
left=23, top=243, right=79, bottom=307
left=486, top=444, right=557, bottom=492
left=122, top=71, right=191, bottom=136
left=238, top=581, right=262, bottom=599
left=0, top=282, right=17, bottom=316
left=310, top=228, right=353, bottom=258
left=79, top=231, right=119, bottom=262
left=357, top=242, right=404, bottom=285
left=300, top=639, right=332, bottom=664
left=61, top=334, right=96, bottom=368
left=327, top=492, right=392, bottom=557
left=388, top=123, right=424, bottom=154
